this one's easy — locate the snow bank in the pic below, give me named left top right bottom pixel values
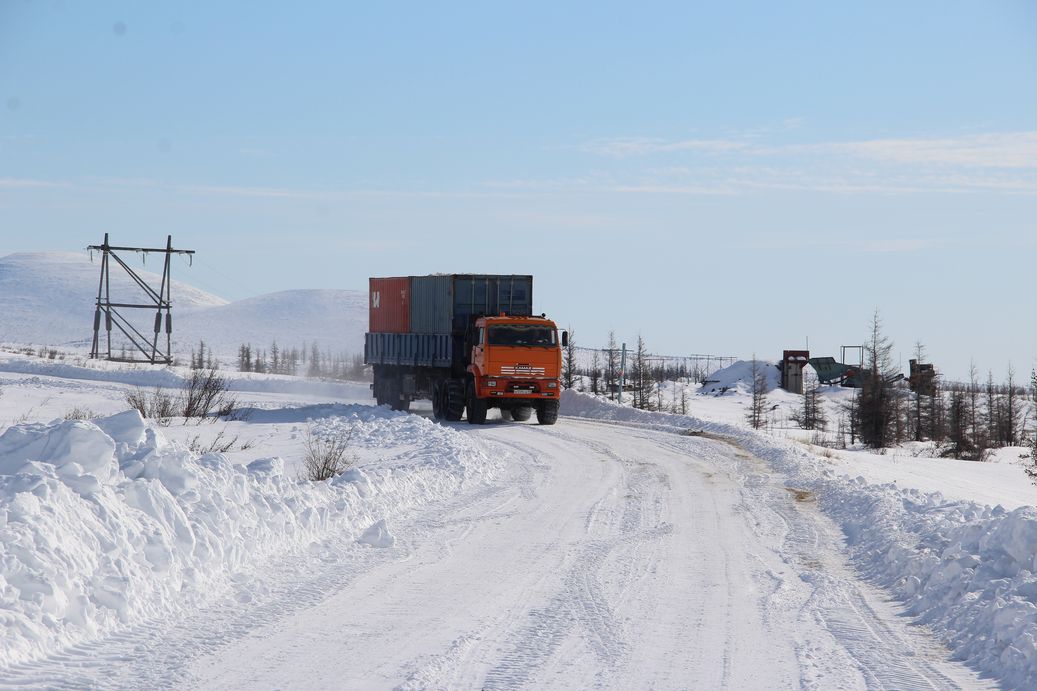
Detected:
left=561, top=390, right=1037, bottom=687
left=699, top=359, right=780, bottom=395
left=0, top=407, right=499, bottom=668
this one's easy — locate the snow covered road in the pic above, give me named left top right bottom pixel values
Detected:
left=185, top=418, right=986, bottom=689
left=2, top=414, right=990, bottom=689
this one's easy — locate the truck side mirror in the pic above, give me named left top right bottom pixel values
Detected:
left=561, top=331, right=568, bottom=347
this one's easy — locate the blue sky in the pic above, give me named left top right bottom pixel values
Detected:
left=2, top=1, right=1036, bottom=380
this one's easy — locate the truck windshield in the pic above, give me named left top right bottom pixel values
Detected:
left=488, top=325, right=556, bottom=347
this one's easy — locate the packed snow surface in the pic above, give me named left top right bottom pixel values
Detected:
left=563, top=391, right=1037, bottom=688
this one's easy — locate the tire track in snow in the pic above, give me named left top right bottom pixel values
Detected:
left=645, top=427, right=991, bottom=690
left=478, top=429, right=675, bottom=689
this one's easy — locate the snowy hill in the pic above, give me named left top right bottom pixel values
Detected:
left=0, top=252, right=367, bottom=359
left=178, top=289, right=368, bottom=361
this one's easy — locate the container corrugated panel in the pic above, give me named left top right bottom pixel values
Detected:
left=369, top=277, right=411, bottom=333
left=450, top=275, right=533, bottom=331
left=410, top=275, right=453, bottom=334
left=364, top=332, right=453, bottom=368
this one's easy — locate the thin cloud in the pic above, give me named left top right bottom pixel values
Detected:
left=738, top=235, right=949, bottom=253
left=582, top=137, right=751, bottom=158
left=585, top=130, right=1037, bottom=170
left=812, top=132, right=1037, bottom=169
left=0, top=177, right=67, bottom=189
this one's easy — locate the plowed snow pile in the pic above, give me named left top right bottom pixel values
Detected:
left=562, top=390, right=1037, bottom=687
left=0, top=407, right=500, bottom=668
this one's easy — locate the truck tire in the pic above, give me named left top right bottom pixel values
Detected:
left=466, top=380, right=487, bottom=425
left=432, top=381, right=445, bottom=420
left=445, top=380, right=465, bottom=421
left=511, top=406, right=532, bottom=422
left=536, top=400, right=559, bottom=425
left=499, top=408, right=513, bottom=421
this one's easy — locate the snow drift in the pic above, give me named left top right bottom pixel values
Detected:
left=699, top=359, right=780, bottom=395
left=561, top=390, right=1037, bottom=687
left=0, top=407, right=500, bottom=668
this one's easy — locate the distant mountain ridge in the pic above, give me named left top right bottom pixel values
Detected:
left=0, top=252, right=367, bottom=360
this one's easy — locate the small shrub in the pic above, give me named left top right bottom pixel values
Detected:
left=125, top=387, right=179, bottom=425
left=188, top=429, right=239, bottom=454
left=182, top=366, right=237, bottom=422
left=303, top=425, right=355, bottom=481
left=63, top=406, right=97, bottom=421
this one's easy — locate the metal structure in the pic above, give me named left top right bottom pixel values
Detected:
left=909, top=359, right=937, bottom=396
left=779, top=349, right=810, bottom=394
left=88, top=234, right=195, bottom=364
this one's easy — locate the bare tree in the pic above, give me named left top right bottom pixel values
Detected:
left=1029, top=369, right=1037, bottom=482
left=1003, top=363, right=1021, bottom=446
left=605, top=331, right=619, bottom=400
left=746, top=355, right=768, bottom=430
left=562, top=327, right=578, bottom=390
left=631, top=335, right=653, bottom=410
left=792, top=373, right=826, bottom=431
left=589, top=351, right=601, bottom=395
left=858, top=310, right=900, bottom=448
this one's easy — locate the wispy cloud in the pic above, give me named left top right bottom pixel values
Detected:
left=737, top=234, right=953, bottom=254
left=815, top=132, right=1037, bottom=169
left=584, top=131, right=1037, bottom=169
left=0, top=177, right=67, bottom=189
left=582, top=136, right=752, bottom=158
left=570, top=129, right=1037, bottom=196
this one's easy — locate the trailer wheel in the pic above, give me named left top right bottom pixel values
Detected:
left=512, top=406, right=533, bottom=422
left=466, top=380, right=487, bottom=425
left=432, top=381, right=445, bottom=420
left=536, top=400, right=559, bottom=425
left=444, top=380, right=465, bottom=421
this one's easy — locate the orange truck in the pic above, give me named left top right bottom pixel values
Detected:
left=364, top=274, right=566, bottom=425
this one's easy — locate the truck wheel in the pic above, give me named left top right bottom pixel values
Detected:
left=499, top=408, right=513, bottom=421
left=512, top=406, right=532, bottom=422
left=466, top=380, right=487, bottom=425
left=536, top=400, right=559, bottom=425
left=444, top=380, right=465, bottom=421
left=432, top=381, right=445, bottom=420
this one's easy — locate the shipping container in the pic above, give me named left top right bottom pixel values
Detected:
left=368, top=277, right=410, bottom=333
left=409, top=274, right=533, bottom=334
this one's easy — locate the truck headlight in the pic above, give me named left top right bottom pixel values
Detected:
left=487, top=380, right=497, bottom=387
left=547, top=381, right=557, bottom=388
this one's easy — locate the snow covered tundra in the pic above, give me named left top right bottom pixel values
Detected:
left=1, top=356, right=1036, bottom=688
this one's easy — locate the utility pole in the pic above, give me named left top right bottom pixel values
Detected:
left=619, top=342, right=627, bottom=404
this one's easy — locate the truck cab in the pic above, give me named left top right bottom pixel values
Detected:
left=468, top=315, right=563, bottom=402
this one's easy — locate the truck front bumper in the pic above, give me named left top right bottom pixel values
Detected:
left=477, top=377, right=560, bottom=400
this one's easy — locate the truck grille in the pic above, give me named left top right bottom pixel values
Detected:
left=500, top=365, right=545, bottom=375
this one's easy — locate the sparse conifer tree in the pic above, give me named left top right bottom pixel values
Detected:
left=562, top=327, right=577, bottom=390
left=590, top=351, right=601, bottom=395
left=858, top=310, right=900, bottom=448
left=746, top=355, right=768, bottom=430
left=605, top=331, right=619, bottom=400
